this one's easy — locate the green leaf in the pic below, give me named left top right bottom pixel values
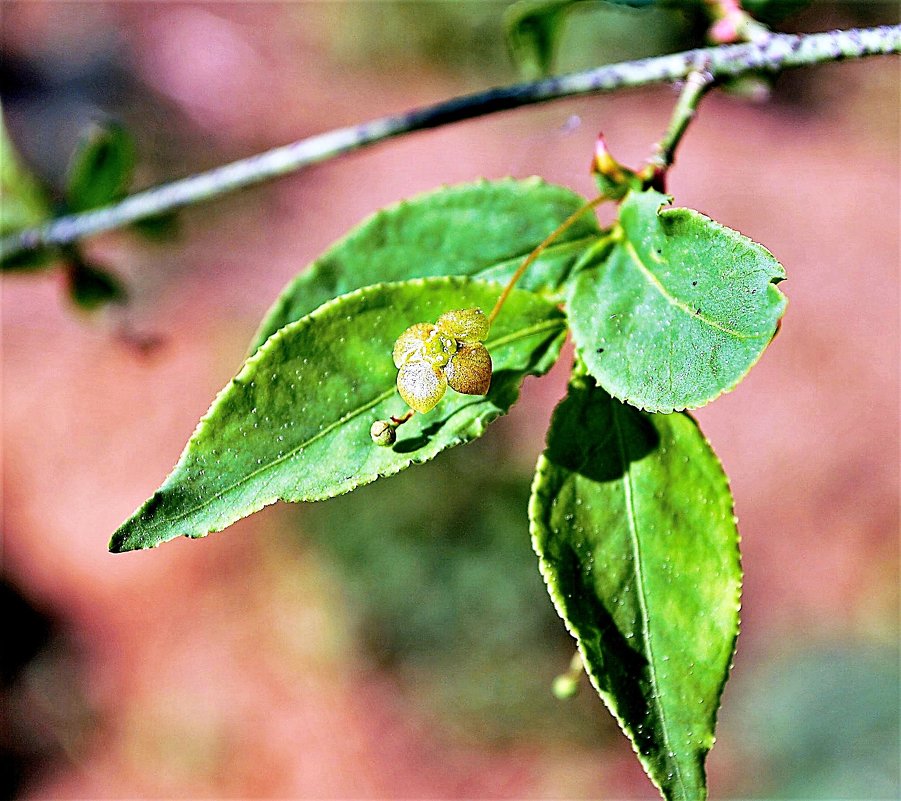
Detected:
left=567, top=188, right=786, bottom=412
left=67, top=257, right=127, bottom=311
left=529, top=370, right=740, bottom=801
left=65, top=121, right=135, bottom=212
left=248, top=178, right=600, bottom=353
left=0, top=105, right=51, bottom=238
left=111, top=277, right=566, bottom=552
left=504, top=0, right=577, bottom=78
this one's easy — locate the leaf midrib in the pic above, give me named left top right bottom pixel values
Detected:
left=135, top=317, right=566, bottom=536
left=623, top=239, right=765, bottom=340
left=611, top=404, right=687, bottom=800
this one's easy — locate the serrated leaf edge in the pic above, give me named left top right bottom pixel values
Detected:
left=569, top=192, right=788, bottom=414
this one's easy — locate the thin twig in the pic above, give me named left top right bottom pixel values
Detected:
left=2, top=25, right=899, bottom=261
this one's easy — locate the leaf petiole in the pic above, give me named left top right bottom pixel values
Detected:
left=645, top=68, right=715, bottom=188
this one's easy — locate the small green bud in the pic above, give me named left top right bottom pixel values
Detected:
left=370, top=419, right=396, bottom=446
left=552, top=673, right=580, bottom=700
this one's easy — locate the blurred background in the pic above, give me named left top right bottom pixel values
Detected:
left=1, top=2, right=898, bottom=798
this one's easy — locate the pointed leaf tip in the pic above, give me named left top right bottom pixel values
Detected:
left=112, top=278, right=566, bottom=551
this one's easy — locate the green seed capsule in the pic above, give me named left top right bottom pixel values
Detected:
left=435, top=307, right=489, bottom=343
left=391, top=306, right=493, bottom=415
left=370, top=419, right=396, bottom=446
left=445, top=343, right=492, bottom=395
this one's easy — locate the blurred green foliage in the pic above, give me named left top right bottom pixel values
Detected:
left=317, top=0, right=692, bottom=81
left=65, top=121, right=135, bottom=213
left=2, top=112, right=174, bottom=306
left=66, top=252, right=127, bottom=310
left=732, top=644, right=900, bottom=798
left=0, top=107, right=51, bottom=240
left=316, top=1, right=512, bottom=79
left=302, top=436, right=612, bottom=743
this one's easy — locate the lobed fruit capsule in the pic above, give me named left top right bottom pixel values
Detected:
left=391, top=307, right=493, bottom=414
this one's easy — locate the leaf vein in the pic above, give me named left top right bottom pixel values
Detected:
left=623, top=239, right=763, bottom=340
left=612, top=404, right=687, bottom=799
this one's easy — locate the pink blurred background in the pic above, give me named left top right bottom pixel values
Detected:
left=2, top=2, right=898, bottom=798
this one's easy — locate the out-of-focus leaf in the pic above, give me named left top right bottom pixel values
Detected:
left=530, top=369, right=740, bottom=801
left=1, top=247, right=58, bottom=273
left=67, top=257, right=127, bottom=311
left=504, top=0, right=697, bottom=77
left=504, top=0, right=579, bottom=78
left=0, top=106, right=51, bottom=239
left=65, top=121, right=135, bottom=212
left=742, top=0, right=810, bottom=25
left=131, top=211, right=180, bottom=242
left=111, top=278, right=566, bottom=552
left=249, top=178, right=600, bottom=353
left=567, top=188, right=786, bottom=412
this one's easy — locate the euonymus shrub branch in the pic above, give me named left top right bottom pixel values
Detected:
left=97, top=13, right=894, bottom=801
left=110, top=75, right=786, bottom=798
left=0, top=7, right=891, bottom=798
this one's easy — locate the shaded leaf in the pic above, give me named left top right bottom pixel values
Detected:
left=111, top=278, right=566, bottom=552
left=1, top=246, right=59, bottom=273
left=529, top=370, right=740, bottom=801
left=65, top=121, right=135, bottom=212
left=67, top=257, right=127, bottom=311
left=249, top=178, right=600, bottom=352
left=742, top=0, right=810, bottom=25
left=567, top=188, right=786, bottom=412
left=131, top=211, right=180, bottom=242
